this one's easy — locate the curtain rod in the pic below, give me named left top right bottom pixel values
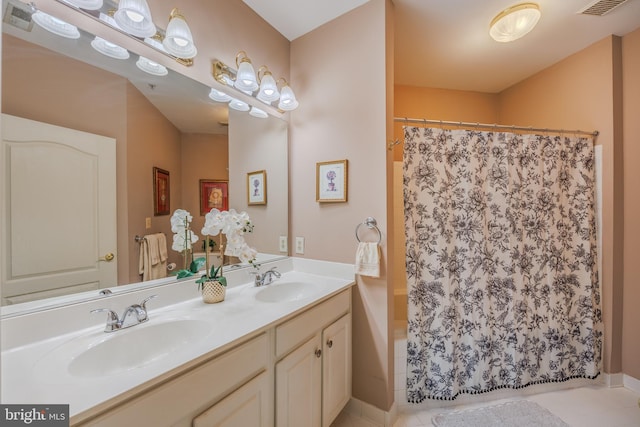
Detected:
left=393, top=117, right=599, bottom=137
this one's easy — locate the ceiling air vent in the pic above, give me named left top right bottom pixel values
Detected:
left=579, top=0, right=630, bottom=16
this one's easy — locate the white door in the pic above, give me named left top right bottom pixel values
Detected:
left=1, top=114, right=117, bottom=304
left=276, top=334, right=322, bottom=427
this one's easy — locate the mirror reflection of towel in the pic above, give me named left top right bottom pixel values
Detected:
left=139, top=233, right=168, bottom=281
left=158, top=233, right=168, bottom=262
left=355, top=242, right=380, bottom=278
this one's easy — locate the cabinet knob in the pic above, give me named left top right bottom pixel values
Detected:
left=327, top=339, right=333, bottom=349
left=315, top=349, right=322, bottom=358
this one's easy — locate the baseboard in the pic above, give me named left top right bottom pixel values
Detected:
left=603, top=372, right=625, bottom=387
left=344, top=397, right=397, bottom=427
left=623, top=374, right=640, bottom=394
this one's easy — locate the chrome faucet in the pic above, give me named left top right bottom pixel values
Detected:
left=91, top=295, right=158, bottom=332
left=252, top=267, right=281, bottom=287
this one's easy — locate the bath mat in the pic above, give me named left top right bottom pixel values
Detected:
left=432, top=400, right=569, bottom=427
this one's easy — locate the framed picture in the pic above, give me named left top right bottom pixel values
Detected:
left=153, top=167, right=170, bottom=215
left=316, top=159, right=348, bottom=202
left=247, top=170, right=267, bottom=205
left=200, top=180, right=229, bottom=215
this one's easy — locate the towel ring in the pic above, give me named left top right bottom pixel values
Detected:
left=355, top=217, right=382, bottom=244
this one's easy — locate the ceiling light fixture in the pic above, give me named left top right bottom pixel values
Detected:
left=489, top=2, right=541, bottom=43
left=114, top=0, right=156, bottom=38
left=90, top=13, right=130, bottom=59
left=257, top=66, right=280, bottom=103
left=32, top=11, right=80, bottom=39
left=228, top=98, right=250, bottom=112
left=234, top=51, right=259, bottom=92
left=277, top=79, right=299, bottom=111
left=136, top=56, right=168, bottom=76
left=91, top=36, right=130, bottom=59
left=162, top=8, right=197, bottom=59
left=209, top=88, right=232, bottom=103
left=211, top=52, right=299, bottom=115
left=249, top=106, right=268, bottom=119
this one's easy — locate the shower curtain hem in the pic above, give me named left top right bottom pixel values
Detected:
left=407, top=372, right=601, bottom=403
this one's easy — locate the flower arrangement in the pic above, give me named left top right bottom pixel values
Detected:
left=170, top=209, right=205, bottom=278
left=198, top=208, right=258, bottom=287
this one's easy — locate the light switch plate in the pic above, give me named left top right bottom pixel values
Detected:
left=295, top=237, right=305, bottom=254
left=145, top=217, right=152, bottom=229
left=279, top=236, right=288, bottom=252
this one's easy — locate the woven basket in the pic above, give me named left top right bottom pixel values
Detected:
left=201, top=280, right=226, bottom=304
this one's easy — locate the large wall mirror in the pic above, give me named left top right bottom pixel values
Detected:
left=1, top=0, right=289, bottom=313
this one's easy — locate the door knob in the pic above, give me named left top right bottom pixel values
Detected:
left=327, top=339, right=333, bottom=349
left=99, top=253, right=115, bottom=262
left=315, top=349, right=322, bottom=358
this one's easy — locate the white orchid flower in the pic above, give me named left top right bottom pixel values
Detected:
left=172, top=230, right=199, bottom=252
left=238, top=243, right=257, bottom=264
left=170, top=209, right=193, bottom=233
left=224, top=233, right=244, bottom=256
left=202, top=208, right=224, bottom=236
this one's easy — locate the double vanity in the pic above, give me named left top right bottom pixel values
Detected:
left=1, top=257, right=355, bottom=426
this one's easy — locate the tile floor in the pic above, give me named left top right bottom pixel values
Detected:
left=331, top=326, right=640, bottom=427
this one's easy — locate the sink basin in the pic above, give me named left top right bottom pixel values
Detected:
left=254, top=281, right=322, bottom=303
left=35, top=319, right=211, bottom=379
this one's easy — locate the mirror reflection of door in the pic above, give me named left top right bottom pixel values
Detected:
left=2, top=114, right=117, bottom=305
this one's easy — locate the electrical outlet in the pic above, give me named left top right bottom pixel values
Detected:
left=279, top=236, right=288, bottom=252
left=145, top=217, right=152, bottom=229
left=295, top=237, right=305, bottom=254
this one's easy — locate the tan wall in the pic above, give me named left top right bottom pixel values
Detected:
left=622, top=27, right=640, bottom=379
left=392, top=86, right=499, bottom=161
left=499, top=36, right=624, bottom=375
left=228, top=110, right=288, bottom=255
left=126, top=84, right=183, bottom=283
left=290, top=0, right=393, bottom=411
left=180, top=132, right=229, bottom=253
left=384, top=0, right=396, bottom=408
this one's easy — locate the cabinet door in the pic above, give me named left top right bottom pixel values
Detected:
left=276, top=334, right=322, bottom=427
left=193, top=372, right=271, bottom=427
left=322, top=314, right=351, bottom=427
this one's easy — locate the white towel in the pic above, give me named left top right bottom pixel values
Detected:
left=355, top=242, right=380, bottom=278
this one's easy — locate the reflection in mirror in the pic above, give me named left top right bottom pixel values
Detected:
left=1, top=0, right=288, bottom=313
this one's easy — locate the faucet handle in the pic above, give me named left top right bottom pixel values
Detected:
left=268, top=266, right=281, bottom=277
left=140, top=295, right=158, bottom=311
left=91, top=308, right=120, bottom=331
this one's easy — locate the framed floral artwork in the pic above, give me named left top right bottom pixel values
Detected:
left=316, top=159, right=348, bottom=202
left=200, top=180, right=229, bottom=215
left=153, top=167, right=170, bottom=215
left=247, top=170, right=267, bottom=205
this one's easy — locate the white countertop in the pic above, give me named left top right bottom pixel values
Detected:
left=0, top=257, right=355, bottom=419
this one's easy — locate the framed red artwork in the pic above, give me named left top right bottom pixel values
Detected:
left=153, top=167, right=170, bottom=215
left=200, top=180, right=229, bottom=215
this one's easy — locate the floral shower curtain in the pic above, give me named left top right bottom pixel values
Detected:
left=403, top=127, right=602, bottom=402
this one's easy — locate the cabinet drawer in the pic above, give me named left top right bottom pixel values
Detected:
left=82, top=333, right=268, bottom=426
left=275, top=290, right=350, bottom=359
left=193, top=371, right=271, bottom=427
